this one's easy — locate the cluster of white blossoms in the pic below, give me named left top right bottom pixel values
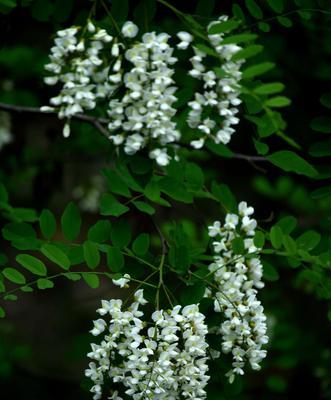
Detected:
left=207, top=201, right=269, bottom=383
left=0, top=112, right=12, bottom=151
left=107, top=29, right=180, bottom=166
left=41, top=22, right=115, bottom=137
left=43, top=17, right=246, bottom=165
left=85, top=290, right=209, bottom=399
left=183, top=16, right=243, bottom=149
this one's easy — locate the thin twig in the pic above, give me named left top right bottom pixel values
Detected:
left=0, top=101, right=268, bottom=163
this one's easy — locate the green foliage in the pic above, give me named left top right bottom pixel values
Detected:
left=61, top=202, right=81, bottom=241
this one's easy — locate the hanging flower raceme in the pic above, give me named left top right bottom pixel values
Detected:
left=42, top=16, right=246, bottom=164
left=178, top=15, right=243, bottom=149
left=207, top=201, right=269, bottom=383
left=41, top=22, right=115, bottom=137
left=85, top=290, right=210, bottom=400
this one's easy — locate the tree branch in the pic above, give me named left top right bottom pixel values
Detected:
left=0, top=101, right=268, bottom=162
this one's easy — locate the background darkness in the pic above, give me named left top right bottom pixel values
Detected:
left=1, top=0, right=331, bottom=399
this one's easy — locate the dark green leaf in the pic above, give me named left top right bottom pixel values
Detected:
left=254, top=231, right=265, bottom=248
left=61, top=202, right=81, bottom=241
left=37, top=278, right=54, bottom=289
left=16, top=254, right=47, bottom=276
left=310, top=116, right=331, bottom=133
left=270, top=226, right=283, bottom=249
left=180, top=282, right=206, bottom=305
left=83, top=241, right=100, bottom=269
left=100, top=193, right=129, bottom=217
left=267, top=151, right=318, bottom=177
left=232, top=237, right=245, bottom=255
left=245, top=0, right=263, bottom=19
left=111, top=219, right=131, bottom=249
left=82, top=273, right=100, bottom=289
left=232, top=44, right=263, bottom=61
left=265, top=96, right=291, bottom=108
left=132, top=233, right=150, bottom=256
left=133, top=200, right=155, bottom=215
left=107, top=246, right=124, bottom=272
left=41, top=244, right=70, bottom=270
left=320, top=93, right=331, bottom=109
left=88, top=220, right=112, bottom=243
left=282, top=235, right=297, bottom=255
left=211, top=182, right=237, bottom=212
left=208, top=19, right=241, bottom=35
left=242, top=62, right=275, bottom=79
left=102, top=169, right=131, bottom=198
left=3, top=267, right=26, bottom=284
left=267, top=0, right=284, bottom=13
left=221, top=33, right=257, bottom=45
left=39, top=209, right=56, bottom=239
left=296, top=231, right=321, bottom=251
left=0, top=306, right=5, bottom=318
left=254, top=82, right=285, bottom=95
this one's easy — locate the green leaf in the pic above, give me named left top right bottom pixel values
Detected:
left=180, top=282, right=206, bottom=305
left=311, top=186, right=331, bottom=199
left=39, top=209, right=57, bottom=239
left=267, top=0, right=284, bottom=13
left=132, top=233, right=150, bottom=256
left=0, top=306, right=5, bottom=318
left=310, top=116, right=331, bottom=133
left=144, top=181, right=171, bottom=207
left=41, top=244, right=70, bottom=270
left=0, top=280, right=5, bottom=293
left=254, top=82, right=285, bottom=95
left=267, top=151, right=318, bottom=177
left=320, top=93, right=331, bottom=109
left=221, top=33, right=257, bottom=45
left=83, top=241, right=100, bottom=270
left=270, top=226, right=283, bottom=249
left=232, top=237, right=245, bottom=255
left=253, top=139, right=269, bottom=155
left=277, top=16, right=292, bottom=27
left=100, top=193, right=129, bottom=217
left=276, top=216, right=297, bottom=234
left=64, top=272, right=81, bottom=281
left=107, top=246, right=125, bottom=272
left=185, top=163, right=204, bottom=191
left=61, top=202, right=81, bottom=241
left=2, top=222, right=36, bottom=242
left=265, top=96, right=291, bottom=108
left=102, top=169, right=131, bottom=198
left=263, top=261, right=280, bottom=281
left=296, top=231, right=321, bottom=251
left=208, top=19, right=241, bottom=34
left=82, top=273, right=100, bottom=289
left=159, top=177, right=193, bottom=204
left=0, top=0, right=17, bottom=9
left=111, top=219, right=131, bottom=249
left=16, top=254, right=47, bottom=276
left=168, top=245, right=190, bottom=274
left=37, top=278, right=54, bottom=289
left=309, top=141, right=331, bottom=157
left=254, top=231, right=265, bottom=248
left=232, top=44, right=263, bottom=61
left=211, top=182, right=237, bottom=212
left=242, top=62, right=275, bottom=79
left=3, top=267, right=26, bottom=284
left=205, top=140, right=233, bottom=158
left=133, top=201, right=155, bottom=215
left=88, top=220, right=112, bottom=243
left=245, top=0, right=263, bottom=19
left=282, top=235, right=297, bottom=256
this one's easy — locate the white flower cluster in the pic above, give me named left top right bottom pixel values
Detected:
left=0, top=111, right=12, bottom=150
left=182, top=16, right=243, bottom=149
left=207, top=201, right=268, bottom=383
left=86, top=291, right=209, bottom=399
left=108, top=30, right=180, bottom=166
left=43, top=16, right=246, bottom=164
left=41, top=22, right=115, bottom=137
